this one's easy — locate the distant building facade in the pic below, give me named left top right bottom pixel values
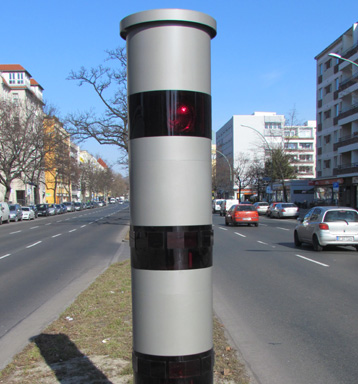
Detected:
left=216, top=112, right=316, bottom=199
left=315, top=22, right=358, bottom=208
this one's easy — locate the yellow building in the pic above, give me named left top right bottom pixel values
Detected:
left=44, top=116, right=72, bottom=204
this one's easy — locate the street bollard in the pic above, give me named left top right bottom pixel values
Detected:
left=120, top=9, right=217, bottom=383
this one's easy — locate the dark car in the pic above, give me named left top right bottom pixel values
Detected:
left=36, top=203, right=50, bottom=217
left=9, top=204, right=23, bottom=222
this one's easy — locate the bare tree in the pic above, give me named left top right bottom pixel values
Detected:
left=0, top=98, right=44, bottom=202
left=65, top=46, right=128, bottom=166
left=234, top=153, right=253, bottom=202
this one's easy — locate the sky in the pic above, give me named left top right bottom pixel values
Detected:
left=3, top=0, right=358, bottom=175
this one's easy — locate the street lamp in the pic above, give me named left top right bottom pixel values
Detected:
left=240, top=124, right=274, bottom=200
left=213, top=148, right=232, bottom=182
left=328, top=52, right=358, bottom=68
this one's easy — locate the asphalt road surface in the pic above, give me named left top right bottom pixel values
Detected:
left=0, top=203, right=130, bottom=370
left=213, top=213, right=358, bottom=384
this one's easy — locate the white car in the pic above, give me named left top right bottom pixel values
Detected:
left=21, top=206, right=35, bottom=220
left=253, top=202, right=269, bottom=215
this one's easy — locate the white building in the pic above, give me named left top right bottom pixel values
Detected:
left=0, top=64, right=45, bottom=204
left=216, top=112, right=316, bottom=198
left=315, top=22, right=358, bottom=208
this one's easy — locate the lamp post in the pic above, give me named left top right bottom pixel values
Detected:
left=212, top=148, right=233, bottom=199
left=328, top=52, right=358, bottom=68
left=240, top=124, right=274, bottom=200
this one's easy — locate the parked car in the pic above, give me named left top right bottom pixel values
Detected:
left=74, top=202, right=83, bottom=211
left=0, top=202, right=10, bottom=224
left=225, top=204, right=259, bottom=227
left=63, top=201, right=75, bottom=212
left=29, top=204, right=39, bottom=218
left=21, top=206, right=35, bottom=220
left=36, top=204, right=50, bottom=216
left=9, top=204, right=23, bottom=222
left=294, top=206, right=358, bottom=251
left=266, top=202, right=279, bottom=217
left=60, top=203, right=67, bottom=213
left=253, top=202, right=269, bottom=215
left=47, top=204, right=57, bottom=215
left=270, top=203, right=299, bottom=219
left=220, top=199, right=239, bottom=216
left=55, top=204, right=63, bottom=214
left=212, top=199, right=224, bottom=213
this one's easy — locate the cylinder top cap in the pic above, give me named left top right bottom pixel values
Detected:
left=120, top=8, right=217, bottom=39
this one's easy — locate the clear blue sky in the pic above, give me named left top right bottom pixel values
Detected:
left=3, top=0, right=358, bottom=175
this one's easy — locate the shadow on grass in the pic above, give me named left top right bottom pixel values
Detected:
left=31, top=333, right=113, bottom=383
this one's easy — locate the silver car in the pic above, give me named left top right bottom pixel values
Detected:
left=271, top=203, right=299, bottom=218
left=294, top=206, right=358, bottom=251
left=253, top=202, right=269, bottom=215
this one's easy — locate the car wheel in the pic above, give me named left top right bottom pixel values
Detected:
left=225, top=219, right=229, bottom=226
left=0, top=217, right=2, bottom=225
left=254, top=223, right=258, bottom=227
left=312, top=235, right=323, bottom=252
left=294, top=231, right=302, bottom=247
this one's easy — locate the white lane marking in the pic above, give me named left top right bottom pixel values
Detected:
left=0, top=254, right=11, bottom=260
left=88, top=222, right=94, bottom=225
left=295, top=254, right=329, bottom=267
left=81, top=225, right=86, bottom=228
left=277, top=227, right=290, bottom=231
left=257, top=241, right=268, bottom=245
left=10, top=231, right=21, bottom=234
left=260, top=223, right=268, bottom=226
left=26, top=241, right=42, bottom=248
left=69, top=229, right=77, bottom=233
left=52, top=234, right=62, bottom=238
left=45, top=223, right=51, bottom=226
left=219, top=227, right=228, bottom=231
left=235, top=232, right=246, bottom=238
left=30, top=226, right=39, bottom=229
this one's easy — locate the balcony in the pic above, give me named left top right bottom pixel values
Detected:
left=339, top=72, right=358, bottom=92
left=336, top=103, right=358, bottom=121
left=334, top=162, right=358, bottom=175
left=341, top=43, right=358, bottom=59
left=333, top=132, right=358, bottom=150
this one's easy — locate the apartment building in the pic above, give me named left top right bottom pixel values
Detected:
left=315, top=23, right=358, bottom=208
left=0, top=64, right=46, bottom=204
left=215, top=112, right=316, bottom=199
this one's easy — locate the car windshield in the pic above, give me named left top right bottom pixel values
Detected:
left=281, top=203, right=296, bottom=207
left=9, top=206, right=15, bottom=211
left=22, top=207, right=30, bottom=211
left=37, top=204, right=46, bottom=209
left=324, top=210, right=358, bottom=223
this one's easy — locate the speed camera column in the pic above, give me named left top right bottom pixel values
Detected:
left=120, top=9, right=217, bottom=383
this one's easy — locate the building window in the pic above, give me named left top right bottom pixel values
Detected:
left=9, top=73, right=16, bottom=84
left=335, top=78, right=339, bottom=91
left=265, top=122, right=282, bottom=129
left=325, top=59, right=331, bottom=71
left=319, top=63, right=323, bottom=76
left=324, top=159, right=331, bottom=168
left=17, top=73, right=24, bottom=84
left=324, top=84, right=331, bottom=95
left=284, top=143, right=298, bottom=150
left=324, top=135, right=331, bottom=144
left=319, top=88, right=323, bottom=100
left=299, top=143, right=313, bottom=150
left=335, top=104, right=340, bottom=117
left=324, top=109, right=331, bottom=119
left=334, top=130, right=338, bottom=143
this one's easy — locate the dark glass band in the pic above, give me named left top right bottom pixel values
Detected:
left=130, top=225, right=213, bottom=270
left=133, top=349, right=214, bottom=383
left=129, top=90, right=211, bottom=139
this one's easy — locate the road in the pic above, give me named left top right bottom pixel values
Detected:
left=213, top=213, right=358, bottom=384
left=0, top=203, right=130, bottom=370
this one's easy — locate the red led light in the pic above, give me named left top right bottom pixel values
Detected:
left=169, top=103, right=195, bottom=134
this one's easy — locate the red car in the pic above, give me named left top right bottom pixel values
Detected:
left=225, top=204, right=259, bottom=227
